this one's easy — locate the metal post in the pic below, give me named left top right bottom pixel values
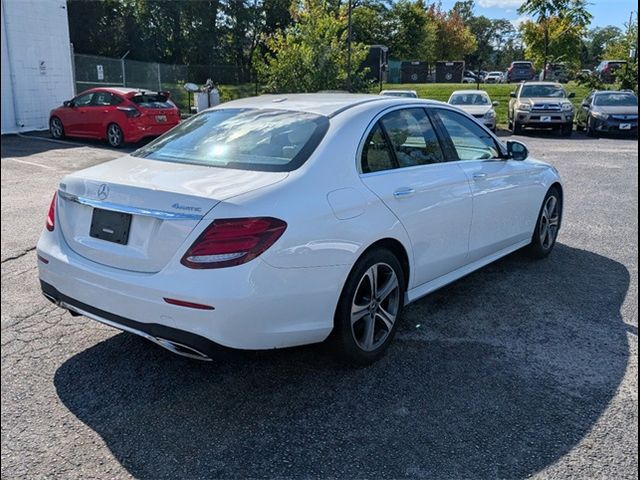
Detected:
left=157, top=62, right=162, bottom=91
left=121, top=50, right=129, bottom=87
left=346, top=0, right=352, bottom=91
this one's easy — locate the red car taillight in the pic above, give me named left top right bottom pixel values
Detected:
left=117, top=106, right=141, bottom=118
left=181, top=217, right=287, bottom=269
left=46, top=192, right=57, bottom=231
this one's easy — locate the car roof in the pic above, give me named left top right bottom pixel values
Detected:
left=380, top=90, right=417, bottom=94
left=81, top=87, right=160, bottom=97
left=218, top=93, right=441, bottom=117
left=450, top=90, right=489, bottom=95
left=593, top=90, right=637, bottom=95
left=521, top=81, right=563, bottom=86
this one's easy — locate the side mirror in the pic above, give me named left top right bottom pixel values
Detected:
left=568, top=92, right=576, bottom=98
left=581, top=102, right=590, bottom=108
left=63, top=100, right=74, bottom=107
left=492, top=101, right=499, bottom=106
left=507, top=140, right=529, bottom=161
left=510, top=92, right=516, bottom=98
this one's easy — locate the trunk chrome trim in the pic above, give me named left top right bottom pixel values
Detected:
left=58, top=190, right=204, bottom=221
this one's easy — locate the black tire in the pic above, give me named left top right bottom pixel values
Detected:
left=49, top=117, right=65, bottom=139
left=106, top=123, right=124, bottom=148
left=576, top=122, right=584, bottom=132
left=525, top=186, right=562, bottom=259
left=560, top=123, right=573, bottom=137
left=332, top=248, right=406, bottom=365
left=513, top=121, right=523, bottom=135
left=586, top=117, right=597, bottom=138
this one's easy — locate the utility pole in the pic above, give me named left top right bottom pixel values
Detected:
left=346, top=0, right=353, bottom=91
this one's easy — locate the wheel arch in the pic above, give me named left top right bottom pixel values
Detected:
left=358, top=237, right=411, bottom=290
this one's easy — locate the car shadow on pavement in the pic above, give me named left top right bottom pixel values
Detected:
left=54, top=244, right=630, bottom=479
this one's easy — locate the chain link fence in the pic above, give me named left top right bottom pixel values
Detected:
left=73, top=54, right=253, bottom=110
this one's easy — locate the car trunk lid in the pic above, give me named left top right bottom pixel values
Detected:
left=57, top=155, right=288, bottom=273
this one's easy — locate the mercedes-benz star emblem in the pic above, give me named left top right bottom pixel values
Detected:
left=97, top=184, right=109, bottom=200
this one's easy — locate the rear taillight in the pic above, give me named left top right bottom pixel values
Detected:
left=46, top=192, right=57, bottom=231
left=117, top=106, right=141, bottom=118
left=181, top=217, right=287, bottom=269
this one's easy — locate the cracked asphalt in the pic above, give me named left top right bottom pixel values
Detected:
left=1, top=132, right=637, bottom=479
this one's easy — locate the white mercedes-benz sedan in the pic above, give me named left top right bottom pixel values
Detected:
left=37, top=94, right=563, bottom=364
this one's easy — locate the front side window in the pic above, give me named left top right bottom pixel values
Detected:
left=73, top=93, right=94, bottom=106
left=91, top=92, right=115, bottom=106
left=434, top=109, right=500, bottom=161
left=379, top=109, right=444, bottom=167
left=132, top=108, right=329, bottom=172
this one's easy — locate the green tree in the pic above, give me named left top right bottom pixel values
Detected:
left=428, top=4, right=477, bottom=61
left=520, top=15, right=584, bottom=69
left=255, top=0, right=369, bottom=92
left=605, top=13, right=638, bottom=91
left=518, top=0, right=592, bottom=78
left=386, top=0, right=437, bottom=61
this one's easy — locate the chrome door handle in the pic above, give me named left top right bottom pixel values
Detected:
left=393, top=188, right=415, bottom=198
left=473, top=173, right=487, bottom=180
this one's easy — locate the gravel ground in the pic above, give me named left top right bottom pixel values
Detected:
left=1, top=132, right=637, bottom=479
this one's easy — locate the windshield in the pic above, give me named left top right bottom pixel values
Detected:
left=132, top=108, right=329, bottom=172
left=450, top=93, right=490, bottom=105
left=594, top=93, right=638, bottom=106
left=488, top=72, right=502, bottom=76
left=513, top=62, right=532, bottom=68
left=520, top=85, right=566, bottom=98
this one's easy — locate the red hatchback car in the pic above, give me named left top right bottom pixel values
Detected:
left=49, top=87, right=181, bottom=147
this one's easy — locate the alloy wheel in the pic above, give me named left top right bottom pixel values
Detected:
left=350, top=262, right=400, bottom=352
left=50, top=118, right=63, bottom=138
left=539, top=195, right=560, bottom=249
left=108, top=124, right=122, bottom=147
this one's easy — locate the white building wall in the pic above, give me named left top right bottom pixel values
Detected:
left=1, top=0, right=74, bottom=134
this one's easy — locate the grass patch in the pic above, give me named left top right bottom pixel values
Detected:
left=379, top=82, right=592, bottom=128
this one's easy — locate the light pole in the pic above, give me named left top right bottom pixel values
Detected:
left=346, top=0, right=353, bottom=91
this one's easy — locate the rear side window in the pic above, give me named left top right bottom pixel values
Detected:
left=434, top=109, right=500, bottom=161
left=131, top=93, right=174, bottom=109
left=379, top=109, right=443, bottom=167
left=361, top=123, right=395, bottom=173
left=133, top=108, right=329, bottom=172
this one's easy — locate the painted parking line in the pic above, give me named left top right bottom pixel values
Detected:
left=3, top=157, right=57, bottom=170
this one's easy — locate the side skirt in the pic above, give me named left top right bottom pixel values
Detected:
left=404, top=239, right=531, bottom=305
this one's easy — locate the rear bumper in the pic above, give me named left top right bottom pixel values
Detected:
left=125, top=121, right=179, bottom=142
left=37, top=226, right=344, bottom=352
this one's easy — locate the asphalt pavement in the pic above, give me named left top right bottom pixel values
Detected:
left=1, top=131, right=637, bottom=479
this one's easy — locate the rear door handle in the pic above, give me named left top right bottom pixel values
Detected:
left=393, top=187, right=415, bottom=198
left=473, top=173, right=487, bottom=181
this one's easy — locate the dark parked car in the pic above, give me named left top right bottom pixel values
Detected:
left=541, top=63, right=570, bottom=83
left=576, top=90, right=638, bottom=137
left=595, top=60, right=627, bottom=83
left=507, top=61, right=536, bottom=82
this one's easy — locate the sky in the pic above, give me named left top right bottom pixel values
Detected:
left=440, top=0, right=637, bottom=29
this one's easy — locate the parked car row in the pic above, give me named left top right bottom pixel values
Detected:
left=442, top=82, right=636, bottom=138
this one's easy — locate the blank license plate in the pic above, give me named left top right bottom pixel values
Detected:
left=541, top=116, right=552, bottom=122
left=90, top=208, right=131, bottom=245
left=155, top=115, right=167, bottom=123
left=619, top=123, right=631, bottom=130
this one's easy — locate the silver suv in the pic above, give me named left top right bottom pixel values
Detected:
left=508, top=82, right=575, bottom=136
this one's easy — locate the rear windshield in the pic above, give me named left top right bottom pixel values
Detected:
left=450, top=93, right=490, bottom=105
left=513, top=62, right=532, bottom=68
left=520, top=85, right=566, bottom=98
left=131, top=93, right=174, bottom=109
left=594, top=93, right=638, bottom=106
left=132, top=108, right=329, bottom=172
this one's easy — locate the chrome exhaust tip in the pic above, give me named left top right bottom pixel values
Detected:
left=153, top=337, right=212, bottom=362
